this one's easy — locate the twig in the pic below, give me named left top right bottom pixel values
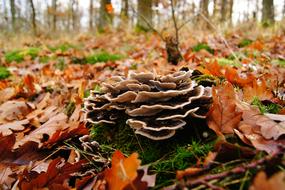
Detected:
left=170, top=0, right=179, bottom=45
left=178, top=147, right=284, bottom=188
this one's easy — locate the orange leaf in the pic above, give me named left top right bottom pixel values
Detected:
left=207, top=82, right=242, bottom=136
left=205, top=60, right=223, bottom=76
left=249, top=171, right=285, bottom=190
left=23, top=74, right=35, bottom=94
left=104, top=150, right=141, bottom=190
left=225, top=67, right=254, bottom=86
left=106, top=3, right=113, bottom=14
left=243, top=79, right=273, bottom=102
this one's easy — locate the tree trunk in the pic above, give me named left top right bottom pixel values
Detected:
left=121, top=0, right=128, bottom=18
left=29, top=0, right=37, bottom=35
left=98, top=0, right=113, bottom=30
left=262, top=0, right=275, bottom=24
left=198, top=0, right=209, bottom=28
left=282, top=0, right=285, bottom=18
left=220, top=0, right=227, bottom=22
left=52, top=0, right=57, bottom=31
left=89, top=0, right=93, bottom=30
left=10, top=0, right=16, bottom=30
left=137, top=0, right=152, bottom=31
left=228, top=0, right=234, bottom=25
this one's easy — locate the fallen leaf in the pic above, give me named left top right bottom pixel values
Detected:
left=0, top=87, right=16, bottom=104
left=240, top=108, right=285, bottom=140
left=243, top=79, right=273, bottom=102
left=104, top=150, right=141, bottom=190
left=225, top=66, right=254, bottom=86
left=0, top=119, right=29, bottom=136
left=0, top=100, right=31, bottom=123
left=207, top=82, right=242, bottom=136
left=19, top=157, right=86, bottom=190
left=0, top=164, right=14, bottom=189
left=249, top=171, right=285, bottom=190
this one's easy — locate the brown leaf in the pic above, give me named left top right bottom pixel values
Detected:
left=207, top=82, right=242, bottom=136
left=0, top=119, right=29, bottom=136
left=19, top=157, right=87, bottom=190
left=0, top=164, right=15, bottom=189
left=249, top=171, right=285, bottom=190
left=0, top=100, right=31, bottom=123
left=234, top=124, right=282, bottom=155
left=13, top=112, right=68, bottom=149
left=239, top=107, right=285, bottom=140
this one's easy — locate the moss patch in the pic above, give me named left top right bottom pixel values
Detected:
left=5, top=47, right=41, bottom=63
left=0, top=66, right=10, bottom=80
left=85, top=52, right=123, bottom=64
left=192, top=43, right=214, bottom=54
left=90, top=118, right=216, bottom=188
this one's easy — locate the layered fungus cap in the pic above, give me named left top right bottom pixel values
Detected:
left=84, top=70, right=212, bottom=140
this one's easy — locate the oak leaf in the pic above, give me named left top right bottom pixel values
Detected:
left=243, top=79, right=273, bottom=102
left=207, top=82, right=242, bottom=136
left=19, top=157, right=86, bottom=190
left=104, top=150, right=141, bottom=190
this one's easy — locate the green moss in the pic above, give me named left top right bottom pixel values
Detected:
left=64, top=101, right=76, bottom=117
left=5, top=50, right=24, bottom=63
left=193, top=74, right=219, bottom=86
left=238, top=39, right=253, bottom=48
left=48, top=43, right=77, bottom=52
left=251, top=97, right=281, bottom=114
left=217, top=58, right=242, bottom=67
left=90, top=118, right=215, bottom=188
left=272, top=59, right=285, bottom=67
left=192, top=43, right=214, bottom=54
left=0, top=66, right=11, bottom=80
left=85, top=52, right=123, bottom=64
left=54, top=57, right=66, bottom=71
left=5, top=47, right=41, bottom=63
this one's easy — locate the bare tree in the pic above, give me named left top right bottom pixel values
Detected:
left=137, top=0, right=152, bottom=30
left=29, top=0, right=37, bottom=35
left=98, top=0, right=113, bottom=30
left=220, top=0, right=227, bottom=22
left=10, top=0, right=16, bottom=30
left=52, top=0, right=57, bottom=31
left=198, top=0, right=210, bottom=28
left=262, top=0, right=275, bottom=24
left=89, top=0, right=94, bottom=30
left=228, top=0, right=234, bottom=25
left=121, top=0, right=128, bottom=18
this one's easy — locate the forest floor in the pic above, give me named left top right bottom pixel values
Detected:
left=0, top=26, right=285, bottom=190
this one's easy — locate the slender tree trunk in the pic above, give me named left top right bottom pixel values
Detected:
left=52, top=0, right=57, bottom=31
left=228, top=0, right=234, bottom=25
left=89, top=0, right=93, bottom=30
left=98, top=0, right=112, bottom=30
left=10, top=0, right=16, bottom=30
left=29, top=0, right=37, bottom=35
left=198, top=0, right=209, bottom=28
left=282, top=0, right=285, bottom=18
left=220, top=0, right=227, bottom=22
left=137, top=0, right=152, bottom=31
left=121, top=0, right=128, bottom=18
left=262, top=0, right=275, bottom=24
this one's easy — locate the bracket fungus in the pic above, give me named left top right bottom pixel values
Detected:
left=84, top=70, right=212, bottom=140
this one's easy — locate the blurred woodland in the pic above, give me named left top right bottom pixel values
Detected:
left=0, top=0, right=284, bottom=35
